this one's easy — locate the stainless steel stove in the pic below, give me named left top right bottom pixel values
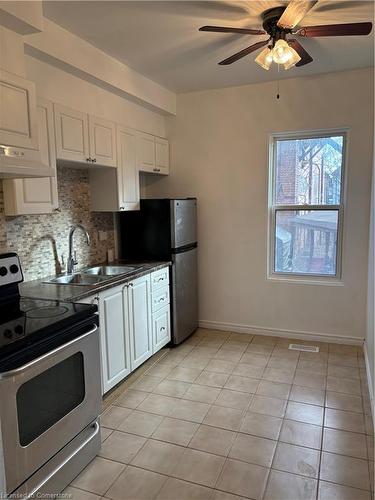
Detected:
left=0, top=252, right=102, bottom=498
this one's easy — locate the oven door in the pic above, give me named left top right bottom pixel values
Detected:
left=0, top=323, right=101, bottom=494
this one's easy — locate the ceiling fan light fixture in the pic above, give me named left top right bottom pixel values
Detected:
left=272, top=39, right=293, bottom=64
left=283, top=46, right=301, bottom=69
left=255, top=47, right=273, bottom=70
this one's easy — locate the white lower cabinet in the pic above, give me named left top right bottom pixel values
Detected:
left=83, top=268, right=170, bottom=394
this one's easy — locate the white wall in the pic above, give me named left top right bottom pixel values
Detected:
left=25, top=55, right=166, bottom=137
left=145, top=68, right=374, bottom=343
left=366, top=147, right=374, bottom=406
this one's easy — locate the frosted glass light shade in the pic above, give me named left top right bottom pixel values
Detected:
left=272, top=39, right=292, bottom=64
left=255, top=47, right=273, bottom=70
left=283, top=46, right=302, bottom=69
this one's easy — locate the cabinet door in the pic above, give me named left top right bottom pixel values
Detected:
left=153, top=305, right=171, bottom=352
left=155, top=138, right=169, bottom=175
left=54, top=103, right=89, bottom=163
left=3, top=98, right=59, bottom=215
left=88, top=115, right=117, bottom=167
left=0, top=69, right=38, bottom=149
left=126, top=274, right=153, bottom=370
left=137, top=132, right=155, bottom=173
left=118, top=126, right=139, bottom=211
left=99, top=286, right=131, bottom=394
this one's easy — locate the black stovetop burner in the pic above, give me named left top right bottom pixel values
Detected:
left=0, top=252, right=97, bottom=370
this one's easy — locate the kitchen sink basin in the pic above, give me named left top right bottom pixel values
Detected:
left=82, top=265, right=139, bottom=276
left=44, top=273, right=110, bottom=286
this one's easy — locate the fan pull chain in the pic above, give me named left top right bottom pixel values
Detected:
left=277, top=64, right=280, bottom=99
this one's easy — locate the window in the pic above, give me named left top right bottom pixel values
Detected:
left=268, top=131, right=346, bottom=280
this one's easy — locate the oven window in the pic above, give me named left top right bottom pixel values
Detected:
left=16, top=352, right=85, bottom=446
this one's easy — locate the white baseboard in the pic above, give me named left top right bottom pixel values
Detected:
left=198, top=320, right=364, bottom=346
left=363, top=342, right=375, bottom=430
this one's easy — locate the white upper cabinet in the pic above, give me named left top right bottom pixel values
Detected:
left=137, top=132, right=156, bottom=173
left=155, top=137, right=170, bottom=175
left=54, top=104, right=89, bottom=163
left=2, top=98, right=59, bottom=215
left=88, top=115, right=117, bottom=167
left=0, top=69, right=39, bottom=150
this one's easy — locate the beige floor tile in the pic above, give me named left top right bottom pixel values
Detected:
left=232, top=362, right=265, bottom=379
left=293, top=370, right=326, bottom=390
left=193, top=346, right=220, bottom=357
left=328, top=364, right=361, bottom=380
left=131, top=375, right=163, bottom=392
left=71, top=457, right=124, bottom=496
left=100, top=406, right=132, bottom=429
left=169, top=398, right=211, bottom=423
left=145, top=363, right=174, bottom=379
left=215, top=389, right=252, bottom=410
left=216, top=458, right=269, bottom=499
left=240, top=411, right=282, bottom=440
left=101, top=427, right=113, bottom=443
left=172, top=447, right=225, bottom=487
left=323, top=428, right=368, bottom=459
left=256, top=380, right=291, bottom=399
left=205, top=359, right=236, bottom=375
left=289, top=385, right=325, bottom=406
left=99, top=431, right=146, bottom=464
left=115, top=389, right=148, bottom=409
left=221, top=340, right=248, bottom=353
left=153, top=379, right=191, bottom=398
left=285, top=401, right=324, bottom=425
left=106, top=465, right=167, bottom=500
left=156, top=478, right=213, bottom=500
left=203, top=405, right=244, bottom=431
left=200, top=339, right=226, bottom=350
left=183, top=383, right=221, bottom=404
left=300, top=351, right=328, bottom=363
left=320, top=451, right=370, bottom=490
left=273, top=442, right=320, bottom=478
left=211, top=490, right=248, bottom=500
left=63, top=486, right=102, bottom=500
left=224, top=375, right=259, bottom=393
left=327, top=376, right=362, bottom=395
left=118, top=410, right=163, bottom=437
left=326, top=392, right=363, bottom=413
left=240, top=353, right=269, bottom=367
left=229, top=433, right=276, bottom=467
left=188, top=424, right=236, bottom=456
left=262, top=367, right=294, bottom=384
left=329, top=344, right=360, bottom=355
left=328, top=353, right=358, bottom=367
left=137, top=393, right=176, bottom=416
left=245, top=344, right=274, bottom=356
left=249, top=395, right=287, bottom=418
left=365, top=414, right=374, bottom=435
left=167, top=366, right=202, bottom=383
left=196, top=371, right=230, bottom=388
left=229, top=333, right=253, bottom=343
left=367, top=435, right=374, bottom=462
left=267, top=357, right=298, bottom=371
left=131, top=439, right=184, bottom=475
left=152, top=417, right=199, bottom=446
left=297, top=360, right=327, bottom=375
left=318, top=480, right=371, bottom=500
left=214, top=349, right=243, bottom=363
left=280, top=420, right=322, bottom=449
left=181, top=355, right=211, bottom=370
left=325, top=408, right=365, bottom=433
left=263, top=470, right=317, bottom=500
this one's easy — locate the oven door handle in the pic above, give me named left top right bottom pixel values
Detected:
left=0, top=324, right=98, bottom=379
left=26, top=421, right=100, bottom=499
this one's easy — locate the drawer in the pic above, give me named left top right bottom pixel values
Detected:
left=152, top=285, right=170, bottom=312
left=151, top=267, right=169, bottom=290
left=153, top=305, right=171, bottom=351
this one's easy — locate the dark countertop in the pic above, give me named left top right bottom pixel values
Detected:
left=20, top=261, right=171, bottom=303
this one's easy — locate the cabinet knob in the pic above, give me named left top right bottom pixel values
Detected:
left=120, top=206, right=125, bottom=210
left=53, top=207, right=61, bottom=212
left=86, top=157, right=92, bottom=162
left=160, top=326, right=166, bottom=331
left=92, top=158, right=97, bottom=163
left=153, top=168, right=161, bottom=173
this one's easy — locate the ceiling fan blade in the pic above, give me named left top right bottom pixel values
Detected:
left=199, top=25, right=265, bottom=35
left=296, top=22, right=372, bottom=37
left=218, top=39, right=269, bottom=65
left=288, top=39, right=313, bottom=66
left=277, top=0, right=318, bottom=29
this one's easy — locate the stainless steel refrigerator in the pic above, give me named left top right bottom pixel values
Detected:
left=118, top=198, right=198, bottom=345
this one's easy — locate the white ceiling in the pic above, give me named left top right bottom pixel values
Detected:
left=43, top=0, right=374, bottom=93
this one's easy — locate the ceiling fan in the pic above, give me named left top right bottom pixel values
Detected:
left=199, top=0, right=373, bottom=70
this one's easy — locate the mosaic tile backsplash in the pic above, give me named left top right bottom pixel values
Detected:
left=0, top=166, right=115, bottom=282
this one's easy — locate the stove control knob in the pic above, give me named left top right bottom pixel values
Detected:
left=0, top=266, right=7, bottom=276
left=15, top=325, right=24, bottom=335
left=10, top=264, right=19, bottom=274
left=3, top=329, right=12, bottom=339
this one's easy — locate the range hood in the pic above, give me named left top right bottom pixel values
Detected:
left=0, top=145, right=55, bottom=178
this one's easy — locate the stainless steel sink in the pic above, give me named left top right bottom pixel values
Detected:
left=44, top=273, right=110, bottom=286
left=82, top=265, right=138, bottom=276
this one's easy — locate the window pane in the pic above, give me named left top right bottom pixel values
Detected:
left=275, top=210, right=339, bottom=276
left=275, top=136, right=343, bottom=205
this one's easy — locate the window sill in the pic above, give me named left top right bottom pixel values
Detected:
left=267, top=274, right=344, bottom=287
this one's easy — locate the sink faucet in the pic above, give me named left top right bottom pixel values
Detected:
left=67, top=224, right=91, bottom=274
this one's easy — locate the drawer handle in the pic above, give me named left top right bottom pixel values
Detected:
left=155, top=277, right=164, bottom=283
left=157, top=297, right=165, bottom=302
left=160, top=327, right=166, bottom=331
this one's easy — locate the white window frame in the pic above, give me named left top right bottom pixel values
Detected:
left=267, top=128, right=348, bottom=285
